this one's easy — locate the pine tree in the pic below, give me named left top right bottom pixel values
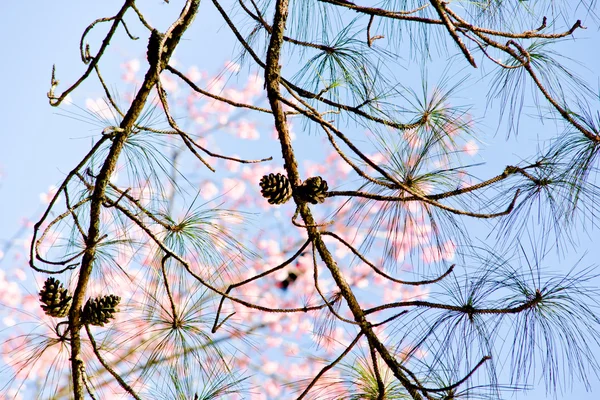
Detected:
left=3, top=1, right=600, bottom=399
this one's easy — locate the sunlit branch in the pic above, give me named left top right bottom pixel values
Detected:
left=318, top=0, right=443, bottom=24
left=81, top=365, right=99, bottom=400
left=94, top=64, right=125, bottom=118
left=371, top=311, right=409, bottom=328
left=157, top=79, right=274, bottom=168
left=80, top=16, right=117, bottom=63
left=429, top=0, right=477, bottom=67
left=130, top=2, right=154, bottom=31
left=104, top=181, right=171, bottom=229
left=64, top=189, right=88, bottom=240
left=326, top=162, right=529, bottom=202
left=264, top=1, right=423, bottom=398
left=77, top=171, right=173, bottom=232
left=507, top=39, right=600, bottom=143
left=118, top=17, right=138, bottom=41
left=366, top=14, right=385, bottom=47
left=368, top=336, right=387, bottom=397
left=279, top=88, right=522, bottom=218
left=320, top=124, right=396, bottom=188
left=284, top=80, right=425, bottom=131
left=278, top=83, right=406, bottom=187
left=398, top=365, right=436, bottom=400
left=291, top=206, right=335, bottom=228
left=321, top=0, right=584, bottom=40
left=448, top=10, right=584, bottom=40
left=461, top=31, right=525, bottom=70
left=155, top=79, right=215, bottom=171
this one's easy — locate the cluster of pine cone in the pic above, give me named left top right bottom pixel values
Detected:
left=259, top=173, right=328, bottom=205
left=39, top=277, right=120, bottom=326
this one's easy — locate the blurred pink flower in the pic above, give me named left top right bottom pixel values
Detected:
left=200, top=181, right=219, bottom=199
left=39, top=185, right=59, bottom=204
left=225, top=60, right=241, bottom=73
left=463, top=140, right=479, bottom=156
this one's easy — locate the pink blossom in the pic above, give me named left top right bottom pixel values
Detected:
left=404, top=128, right=422, bottom=148
left=463, top=140, right=479, bottom=156
left=85, top=97, right=117, bottom=122
left=258, top=239, right=281, bottom=255
left=225, top=88, right=246, bottom=103
left=284, top=343, right=299, bottom=356
left=200, top=181, right=219, bottom=199
left=121, top=59, right=140, bottom=83
left=421, top=246, right=443, bottom=264
left=159, top=74, right=179, bottom=93
left=421, top=240, right=455, bottom=263
left=207, top=76, right=225, bottom=93
left=336, top=158, right=354, bottom=175
left=384, top=286, right=406, bottom=303
left=225, top=156, right=242, bottom=172
left=186, top=65, right=204, bottom=82
left=236, top=120, right=260, bottom=140
left=245, top=73, right=264, bottom=96
left=354, top=277, right=369, bottom=288
left=441, top=240, right=456, bottom=260
left=225, top=60, right=241, bottom=73
left=264, top=379, right=282, bottom=397
left=266, top=336, right=283, bottom=348
left=39, top=185, right=59, bottom=204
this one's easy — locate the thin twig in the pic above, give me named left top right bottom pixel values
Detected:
left=85, top=324, right=143, bottom=400
left=296, top=331, right=364, bottom=400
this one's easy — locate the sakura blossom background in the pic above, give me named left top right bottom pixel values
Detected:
left=1, top=1, right=600, bottom=399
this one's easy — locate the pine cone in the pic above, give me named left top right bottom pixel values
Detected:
left=297, top=176, right=328, bottom=204
left=147, top=29, right=164, bottom=68
left=39, top=277, right=72, bottom=318
left=259, top=173, right=293, bottom=205
left=82, top=295, right=121, bottom=327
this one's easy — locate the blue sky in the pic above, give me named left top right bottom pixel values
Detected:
left=1, top=1, right=600, bottom=398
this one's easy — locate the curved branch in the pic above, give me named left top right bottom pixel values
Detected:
left=48, top=1, right=134, bottom=106
left=364, top=289, right=543, bottom=316
left=85, top=324, right=143, bottom=400
left=264, top=0, right=424, bottom=398
left=166, top=65, right=273, bottom=114
left=322, top=231, right=455, bottom=286
left=429, top=0, right=476, bottom=67
left=111, top=201, right=330, bottom=316
left=211, top=238, right=312, bottom=332
left=296, top=331, right=363, bottom=400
